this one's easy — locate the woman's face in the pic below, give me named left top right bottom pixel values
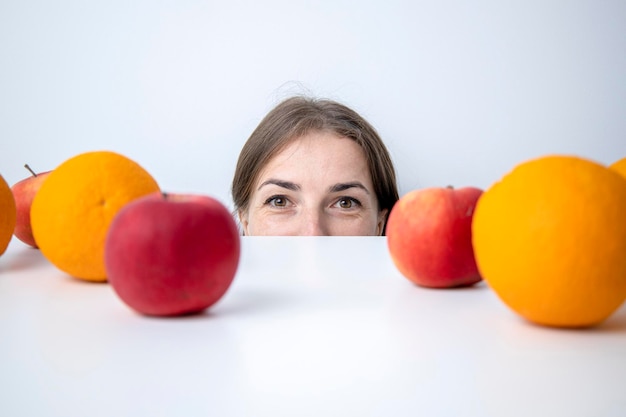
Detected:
left=239, top=131, right=387, bottom=236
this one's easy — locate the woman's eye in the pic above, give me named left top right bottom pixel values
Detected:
left=265, top=196, right=288, bottom=207
left=272, top=197, right=286, bottom=207
left=336, top=197, right=361, bottom=209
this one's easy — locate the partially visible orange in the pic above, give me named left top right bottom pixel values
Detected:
left=472, top=155, right=626, bottom=328
left=31, top=151, right=160, bottom=281
left=0, top=174, right=16, bottom=256
left=610, top=156, right=626, bottom=179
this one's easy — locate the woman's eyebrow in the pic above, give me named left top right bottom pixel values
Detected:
left=258, top=179, right=301, bottom=191
left=328, top=182, right=370, bottom=194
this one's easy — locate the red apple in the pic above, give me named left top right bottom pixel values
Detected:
left=104, top=192, right=241, bottom=316
left=386, top=186, right=483, bottom=288
left=11, top=165, right=51, bottom=248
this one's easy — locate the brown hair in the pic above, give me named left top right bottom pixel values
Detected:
left=231, top=96, right=399, bottom=231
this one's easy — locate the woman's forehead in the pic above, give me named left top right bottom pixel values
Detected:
left=255, top=132, right=372, bottom=187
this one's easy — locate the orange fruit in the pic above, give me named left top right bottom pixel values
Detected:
left=31, top=151, right=160, bottom=281
left=0, top=174, right=17, bottom=256
left=610, top=157, right=626, bottom=178
left=472, top=155, right=626, bottom=328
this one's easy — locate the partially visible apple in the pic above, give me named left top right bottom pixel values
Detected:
left=386, top=186, right=483, bottom=288
left=104, top=192, right=241, bottom=317
left=11, top=164, right=51, bottom=248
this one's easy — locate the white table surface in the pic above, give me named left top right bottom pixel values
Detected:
left=1, top=236, right=625, bottom=417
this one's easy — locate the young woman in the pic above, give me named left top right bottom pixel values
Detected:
left=231, top=96, right=399, bottom=236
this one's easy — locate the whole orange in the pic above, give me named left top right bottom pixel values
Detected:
left=31, top=151, right=160, bottom=281
left=472, top=155, right=626, bottom=328
left=610, top=157, right=626, bottom=178
left=0, top=174, right=17, bottom=256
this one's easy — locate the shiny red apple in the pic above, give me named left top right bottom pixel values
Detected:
left=386, top=186, right=483, bottom=288
left=11, top=165, right=51, bottom=248
left=104, top=192, right=241, bottom=316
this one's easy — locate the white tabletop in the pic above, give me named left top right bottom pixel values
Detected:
left=1, top=236, right=625, bottom=417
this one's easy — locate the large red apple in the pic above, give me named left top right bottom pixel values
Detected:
left=104, top=192, right=241, bottom=316
left=11, top=165, right=51, bottom=248
left=386, top=186, right=483, bottom=288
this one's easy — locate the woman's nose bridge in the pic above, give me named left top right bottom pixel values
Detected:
left=300, top=206, right=327, bottom=235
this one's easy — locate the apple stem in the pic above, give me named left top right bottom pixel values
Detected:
left=162, top=191, right=168, bottom=200
left=24, top=164, right=37, bottom=177
left=446, top=185, right=454, bottom=189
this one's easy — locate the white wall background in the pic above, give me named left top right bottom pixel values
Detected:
left=1, top=0, right=625, bottom=209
